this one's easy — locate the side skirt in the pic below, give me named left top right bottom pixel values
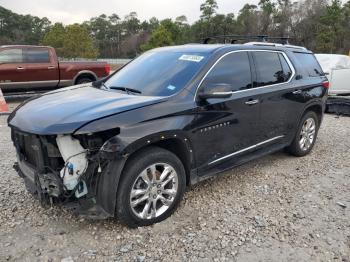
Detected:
left=189, top=142, right=290, bottom=185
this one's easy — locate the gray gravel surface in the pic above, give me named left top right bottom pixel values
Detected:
left=1, top=112, right=350, bottom=262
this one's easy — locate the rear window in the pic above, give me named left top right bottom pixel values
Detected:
left=294, top=52, right=324, bottom=77
left=0, top=49, right=23, bottom=63
left=24, top=48, right=50, bottom=63
left=253, top=51, right=292, bottom=87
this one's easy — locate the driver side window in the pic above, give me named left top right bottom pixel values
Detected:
left=201, top=52, right=252, bottom=93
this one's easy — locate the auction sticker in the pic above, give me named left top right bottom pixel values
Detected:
left=179, top=54, right=204, bottom=62
left=166, top=85, right=177, bottom=90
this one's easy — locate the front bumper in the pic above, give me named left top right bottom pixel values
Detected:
left=11, top=129, right=127, bottom=219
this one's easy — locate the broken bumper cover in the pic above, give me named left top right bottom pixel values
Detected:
left=13, top=155, right=126, bottom=219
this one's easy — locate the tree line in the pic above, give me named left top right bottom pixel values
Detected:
left=0, top=0, right=350, bottom=58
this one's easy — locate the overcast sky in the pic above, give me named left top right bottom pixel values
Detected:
left=0, top=0, right=260, bottom=24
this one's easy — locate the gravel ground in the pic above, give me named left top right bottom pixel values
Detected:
left=0, top=109, right=349, bottom=262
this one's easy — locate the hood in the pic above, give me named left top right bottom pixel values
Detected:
left=8, top=85, right=165, bottom=135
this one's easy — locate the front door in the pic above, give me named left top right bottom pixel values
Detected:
left=0, top=47, right=27, bottom=91
left=191, top=51, right=261, bottom=175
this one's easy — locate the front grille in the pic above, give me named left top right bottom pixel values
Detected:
left=13, top=131, right=39, bottom=167
left=12, top=130, right=64, bottom=171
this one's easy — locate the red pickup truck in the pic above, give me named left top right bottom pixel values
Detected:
left=0, top=45, right=110, bottom=92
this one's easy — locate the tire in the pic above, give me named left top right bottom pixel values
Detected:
left=116, top=146, right=186, bottom=227
left=287, top=111, right=319, bottom=157
left=76, top=77, right=94, bottom=85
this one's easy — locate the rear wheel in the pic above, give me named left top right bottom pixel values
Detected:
left=287, top=111, right=319, bottom=157
left=116, top=147, right=186, bottom=227
left=76, top=76, right=94, bottom=85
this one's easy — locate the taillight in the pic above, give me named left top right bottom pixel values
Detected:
left=322, top=81, right=330, bottom=89
left=104, top=64, right=111, bottom=75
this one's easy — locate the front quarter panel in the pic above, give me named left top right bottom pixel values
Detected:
left=75, top=93, right=198, bottom=161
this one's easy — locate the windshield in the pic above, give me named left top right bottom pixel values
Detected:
left=104, top=51, right=209, bottom=96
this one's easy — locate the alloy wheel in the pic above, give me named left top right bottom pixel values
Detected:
left=129, top=163, right=178, bottom=220
left=299, top=117, right=316, bottom=151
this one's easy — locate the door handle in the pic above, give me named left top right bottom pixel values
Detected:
left=292, top=89, right=302, bottom=95
left=48, top=66, right=55, bottom=69
left=245, top=99, right=259, bottom=105
left=16, top=67, right=25, bottom=70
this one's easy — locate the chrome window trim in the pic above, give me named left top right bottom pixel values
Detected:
left=194, top=50, right=296, bottom=100
left=208, top=135, right=285, bottom=165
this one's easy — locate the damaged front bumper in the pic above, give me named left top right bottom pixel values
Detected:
left=11, top=129, right=126, bottom=219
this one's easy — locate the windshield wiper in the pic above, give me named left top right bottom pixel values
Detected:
left=108, top=86, right=142, bottom=94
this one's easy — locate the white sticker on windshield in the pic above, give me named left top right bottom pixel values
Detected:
left=179, top=54, right=204, bottom=63
left=167, top=85, right=176, bottom=90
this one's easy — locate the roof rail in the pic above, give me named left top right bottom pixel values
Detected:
left=244, top=42, right=276, bottom=46
left=203, top=35, right=290, bottom=45
left=244, top=41, right=307, bottom=50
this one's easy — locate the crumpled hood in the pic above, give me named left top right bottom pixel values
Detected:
left=8, top=85, right=165, bottom=135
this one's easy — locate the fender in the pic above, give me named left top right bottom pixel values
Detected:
left=298, top=91, right=327, bottom=123
left=102, top=129, right=195, bottom=167
left=288, top=98, right=325, bottom=144
left=96, top=130, right=195, bottom=217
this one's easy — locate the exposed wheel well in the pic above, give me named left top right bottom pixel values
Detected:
left=74, top=73, right=96, bottom=84
left=123, top=139, right=192, bottom=185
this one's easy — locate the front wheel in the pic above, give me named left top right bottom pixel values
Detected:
left=287, top=111, right=319, bottom=157
left=116, top=146, right=186, bottom=227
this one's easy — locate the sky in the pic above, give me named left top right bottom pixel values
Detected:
left=0, top=0, right=260, bottom=24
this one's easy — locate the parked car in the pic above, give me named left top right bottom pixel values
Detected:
left=8, top=39, right=328, bottom=227
left=315, top=53, right=350, bottom=95
left=0, top=45, right=110, bottom=92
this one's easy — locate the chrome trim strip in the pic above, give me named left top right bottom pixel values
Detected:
left=208, top=135, right=284, bottom=165
left=212, top=91, right=233, bottom=95
left=194, top=50, right=296, bottom=100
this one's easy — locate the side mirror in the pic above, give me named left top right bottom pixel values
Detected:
left=198, top=83, right=233, bottom=100
left=92, top=77, right=108, bottom=87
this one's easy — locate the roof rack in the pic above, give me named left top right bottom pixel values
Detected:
left=243, top=42, right=307, bottom=50
left=203, top=35, right=290, bottom=45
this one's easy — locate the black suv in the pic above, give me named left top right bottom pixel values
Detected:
left=8, top=39, right=328, bottom=227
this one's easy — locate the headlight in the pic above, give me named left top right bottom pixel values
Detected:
left=100, top=137, right=121, bottom=153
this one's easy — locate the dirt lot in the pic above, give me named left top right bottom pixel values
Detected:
left=0, top=110, right=349, bottom=262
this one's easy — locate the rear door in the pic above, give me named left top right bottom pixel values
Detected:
left=192, top=51, right=261, bottom=174
left=251, top=50, right=301, bottom=141
left=22, top=47, right=59, bottom=89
